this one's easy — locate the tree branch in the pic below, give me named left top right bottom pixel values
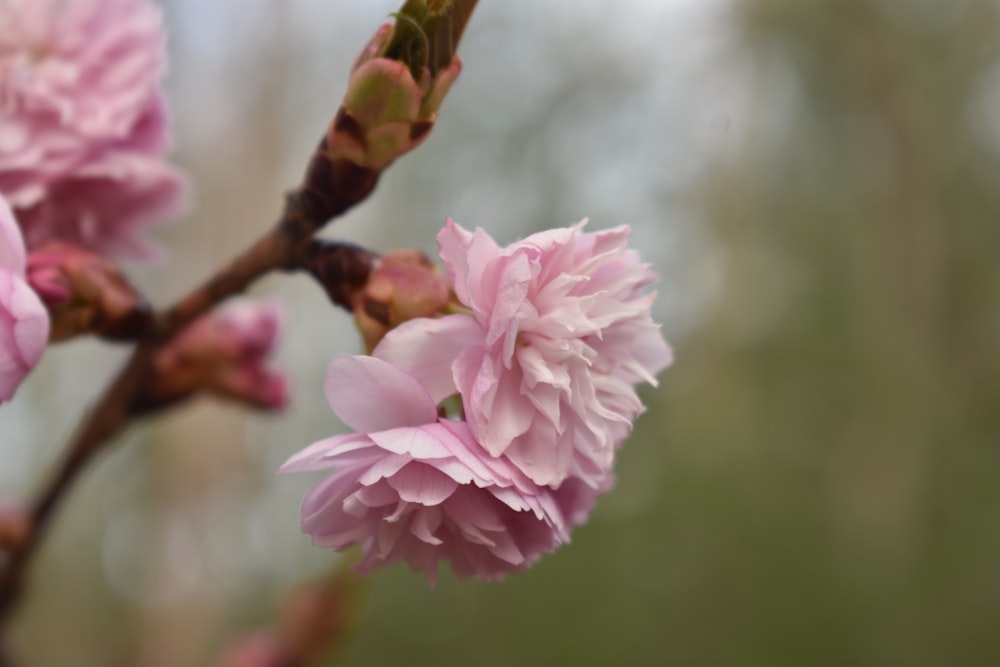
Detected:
left=0, top=190, right=374, bottom=623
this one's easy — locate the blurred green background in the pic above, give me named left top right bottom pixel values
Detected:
left=4, top=0, right=1000, bottom=664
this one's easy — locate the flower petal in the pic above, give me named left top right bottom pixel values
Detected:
left=0, top=270, right=50, bottom=401
left=277, top=433, right=373, bottom=474
left=436, top=218, right=477, bottom=306
left=368, top=426, right=452, bottom=459
left=0, top=198, right=26, bottom=275
left=373, top=314, right=484, bottom=403
left=324, top=354, right=438, bottom=432
left=386, top=463, right=458, bottom=506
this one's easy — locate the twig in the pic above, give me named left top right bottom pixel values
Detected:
left=0, top=342, right=158, bottom=621
left=0, top=190, right=372, bottom=622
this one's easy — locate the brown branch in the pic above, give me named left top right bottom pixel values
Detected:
left=0, top=342, right=157, bottom=622
left=295, top=238, right=378, bottom=311
left=0, top=189, right=374, bottom=623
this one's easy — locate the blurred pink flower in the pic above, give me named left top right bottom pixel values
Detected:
left=0, top=0, right=186, bottom=260
left=280, top=354, right=594, bottom=582
left=144, top=300, right=288, bottom=412
left=375, top=219, right=673, bottom=487
left=0, top=195, right=49, bottom=402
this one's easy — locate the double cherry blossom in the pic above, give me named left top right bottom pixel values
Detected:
left=0, top=0, right=186, bottom=259
left=284, top=220, right=671, bottom=580
left=281, top=354, right=586, bottom=581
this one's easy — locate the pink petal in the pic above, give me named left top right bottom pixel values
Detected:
left=517, top=222, right=585, bottom=254
left=358, top=452, right=413, bottom=486
left=436, top=218, right=476, bottom=305
left=433, top=420, right=505, bottom=484
left=354, top=481, right=400, bottom=510
left=452, top=345, right=489, bottom=434
left=372, top=314, right=484, bottom=403
left=277, top=433, right=373, bottom=474
left=475, top=362, right=533, bottom=456
left=312, top=522, right=373, bottom=550
left=463, top=227, right=506, bottom=318
left=386, top=464, right=458, bottom=506
left=368, top=426, right=452, bottom=459
left=445, top=486, right=505, bottom=532
left=0, top=271, right=50, bottom=401
left=300, top=466, right=366, bottom=531
left=624, top=324, right=674, bottom=384
left=504, top=423, right=573, bottom=487
left=483, top=529, right=525, bottom=566
left=324, top=354, right=438, bottom=432
left=410, top=507, right=443, bottom=545
left=484, top=252, right=533, bottom=350
left=0, top=198, right=26, bottom=275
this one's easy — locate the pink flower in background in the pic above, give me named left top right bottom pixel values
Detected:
left=0, top=195, right=49, bottom=402
left=0, top=0, right=186, bottom=260
left=280, top=354, right=595, bottom=582
left=145, top=300, right=289, bottom=411
left=201, top=300, right=289, bottom=410
left=376, top=219, right=672, bottom=487
left=14, top=129, right=186, bottom=260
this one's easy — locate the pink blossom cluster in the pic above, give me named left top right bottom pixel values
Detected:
left=0, top=0, right=185, bottom=401
left=0, top=0, right=186, bottom=260
left=282, top=220, right=672, bottom=581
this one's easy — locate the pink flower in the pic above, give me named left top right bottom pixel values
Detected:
left=280, top=354, right=594, bottom=582
left=375, top=220, right=672, bottom=487
left=0, top=0, right=186, bottom=259
left=0, top=195, right=49, bottom=401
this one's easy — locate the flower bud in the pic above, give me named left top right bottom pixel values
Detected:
left=298, top=0, right=475, bottom=223
left=353, top=250, right=452, bottom=351
left=137, top=300, right=289, bottom=414
left=26, top=242, right=150, bottom=342
left=327, top=54, right=461, bottom=171
left=210, top=364, right=289, bottom=412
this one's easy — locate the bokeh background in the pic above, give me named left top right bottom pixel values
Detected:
left=4, top=0, right=1000, bottom=664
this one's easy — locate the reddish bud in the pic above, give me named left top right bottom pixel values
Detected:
left=136, top=300, right=289, bottom=414
left=298, top=1, right=474, bottom=224
left=327, top=54, right=461, bottom=172
left=354, top=250, right=452, bottom=351
left=26, top=242, right=150, bottom=342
